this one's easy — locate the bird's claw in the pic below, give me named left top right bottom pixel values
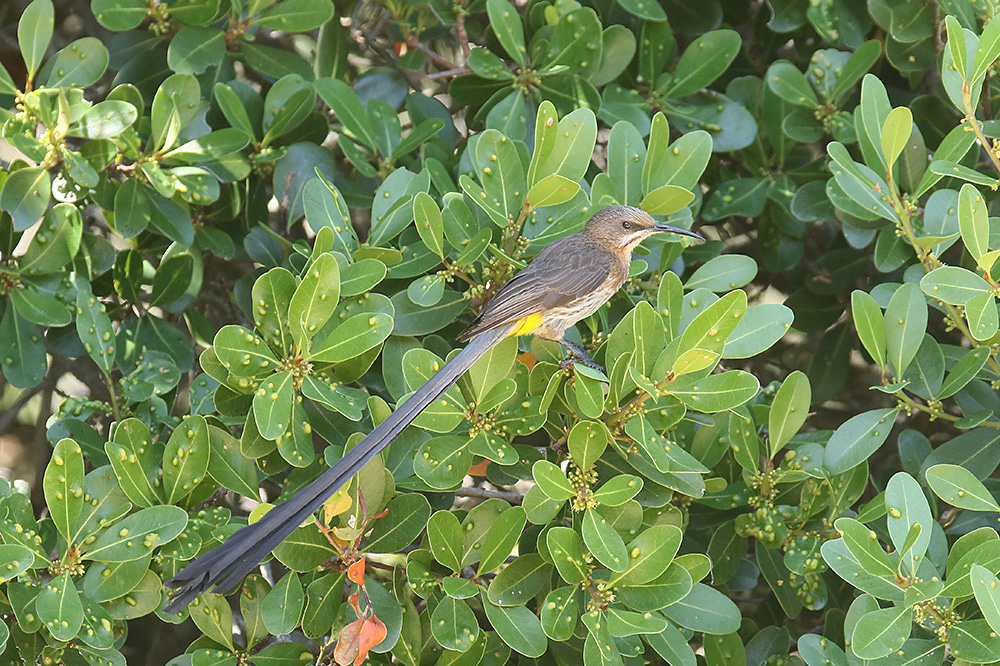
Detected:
left=560, top=356, right=604, bottom=374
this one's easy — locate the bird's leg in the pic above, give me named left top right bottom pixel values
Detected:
left=558, top=339, right=603, bottom=373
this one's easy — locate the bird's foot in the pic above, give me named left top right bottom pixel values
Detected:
left=558, top=339, right=604, bottom=373
left=560, top=355, right=604, bottom=373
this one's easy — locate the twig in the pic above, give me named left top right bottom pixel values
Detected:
left=404, top=33, right=460, bottom=70
left=455, top=7, right=471, bottom=59
left=455, top=487, right=524, bottom=504
left=428, top=67, right=471, bottom=80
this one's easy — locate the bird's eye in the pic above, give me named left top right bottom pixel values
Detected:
left=622, top=221, right=632, bottom=230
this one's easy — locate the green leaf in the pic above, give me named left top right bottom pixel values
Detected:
left=106, top=419, right=159, bottom=507
left=309, top=312, right=393, bottom=363
left=925, top=464, right=1000, bottom=512
left=75, top=285, right=116, bottom=376
left=885, top=471, right=932, bottom=574
left=768, top=371, right=810, bottom=458
left=592, top=475, right=642, bottom=507
left=539, top=108, right=598, bottom=184
left=166, top=26, right=224, bottom=74
left=723, top=303, right=793, bottom=359
left=92, top=0, right=146, bottom=30
left=973, top=17, right=1000, bottom=84
left=413, top=192, right=445, bottom=259
left=851, top=290, right=886, bottom=369
left=432, top=596, right=480, bottom=652
left=45, top=37, right=108, bottom=87
left=667, top=30, right=741, bottom=98
left=0, top=306, right=46, bottom=388
left=0, top=166, right=50, bottom=231
left=946, top=15, right=969, bottom=81
left=190, top=591, right=235, bottom=650
left=36, top=572, right=83, bottom=642
left=880, top=107, right=912, bottom=170
left=206, top=425, right=258, bottom=498
left=851, top=607, right=912, bottom=659
left=289, top=253, right=340, bottom=350
left=685, top=255, right=757, bottom=293
left=486, top=0, right=526, bottom=66
left=214, top=325, right=280, bottom=378
left=885, top=282, right=926, bottom=378
left=823, top=408, right=898, bottom=474
left=84, top=505, right=188, bottom=562
left=939, top=347, right=991, bottom=399
left=526, top=174, right=580, bottom=208
left=547, top=527, right=589, bottom=585
left=640, top=185, right=695, bottom=216
left=252, top=267, right=296, bottom=353
left=428, top=510, right=464, bottom=571
left=488, top=553, right=551, bottom=606
left=479, top=506, right=527, bottom=573
left=162, top=415, right=210, bottom=504
left=609, top=524, right=682, bottom=586
left=643, top=117, right=712, bottom=192
left=480, top=592, right=547, bottom=657
left=663, top=583, right=741, bottom=635
left=972, top=564, right=1000, bottom=635
left=919, top=266, right=990, bottom=305
left=340, top=258, right=387, bottom=297
left=163, top=128, right=250, bottom=163
left=365, top=493, right=431, bottom=554
left=18, top=0, right=53, bottom=81
left=582, top=507, right=628, bottom=572
left=262, top=571, right=304, bottom=636
left=567, top=420, right=610, bottom=471
left=959, top=183, right=989, bottom=261
left=532, top=460, right=575, bottom=501
left=966, top=291, right=998, bottom=342
left=315, top=77, right=377, bottom=151
left=669, top=370, right=760, bottom=413
left=766, top=60, right=818, bottom=107
left=257, top=0, right=334, bottom=31
left=252, top=371, right=295, bottom=440
left=540, top=586, right=580, bottom=641
left=18, top=202, right=82, bottom=274
left=43, top=438, right=84, bottom=544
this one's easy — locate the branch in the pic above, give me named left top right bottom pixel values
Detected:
left=455, top=487, right=524, bottom=504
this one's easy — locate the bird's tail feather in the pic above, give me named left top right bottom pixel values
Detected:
left=163, top=325, right=513, bottom=612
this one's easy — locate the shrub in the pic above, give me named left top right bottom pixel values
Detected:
left=1, top=0, right=1000, bottom=664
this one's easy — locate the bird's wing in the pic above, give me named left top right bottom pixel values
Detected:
left=460, top=241, right=615, bottom=339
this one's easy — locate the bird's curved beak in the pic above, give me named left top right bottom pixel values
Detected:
left=653, top=222, right=705, bottom=242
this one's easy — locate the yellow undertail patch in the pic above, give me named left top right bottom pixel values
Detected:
left=509, top=313, right=544, bottom=337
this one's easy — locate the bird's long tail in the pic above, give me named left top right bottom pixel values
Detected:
left=163, top=324, right=514, bottom=612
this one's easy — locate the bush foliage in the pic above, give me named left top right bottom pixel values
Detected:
left=3, top=0, right=1000, bottom=664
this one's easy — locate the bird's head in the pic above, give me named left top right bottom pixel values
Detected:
left=582, top=205, right=704, bottom=253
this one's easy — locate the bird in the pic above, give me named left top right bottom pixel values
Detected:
left=163, top=205, right=702, bottom=612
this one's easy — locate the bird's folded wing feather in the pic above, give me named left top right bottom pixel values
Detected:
left=463, top=242, right=615, bottom=336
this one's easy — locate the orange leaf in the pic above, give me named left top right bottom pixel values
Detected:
left=334, top=616, right=365, bottom=666
left=355, top=615, right=388, bottom=665
left=348, top=591, right=361, bottom=616
left=468, top=460, right=491, bottom=477
left=517, top=351, right=537, bottom=370
left=348, top=558, right=366, bottom=586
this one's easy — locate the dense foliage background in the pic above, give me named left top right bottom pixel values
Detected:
left=3, top=0, right=1000, bottom=664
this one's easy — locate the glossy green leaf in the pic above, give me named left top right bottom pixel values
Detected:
left=669, top=370, right=759, bottom=413
left=885, top=283, right=926, bottom=378
left=662, top=583, right=741, bottom=635
left=488, top=553, right=551, bottom=606
left=823, top=408, right=898, bottom=474
left=432, top=596, right=480, bottom=652
left=289, top=253, right=340, bottom=350
left=925, top=464, right=1000, bottom=512
left=582, top=507, right=628, bottom=572
left=19, top=0, right=53, bottom=81
left=479, top=506, right=527, bottom=573
left=428, top=510, right=464, bottom=571
left=885, top=471, right=932, bottom=574
left=84, top=505, right=188, bottom=562
left=668, top=30, right=741, bottom=98
left=36, top=572, right=83, bottom=642
left=768, top=371, right=810, bottom=458
left=252, top=371, right=295, bottom=441
left=880, top=107, right=912, bottom=170
left=257, top=0, right=334, bottom=31
left=310, top=312, right=393, bottom=363
left=481, top=592, right=547, bottom=657
left=486, top=0, right=526, bottom=66
left=162, top=415, right=210, bottom=503
left=532, top=460, right=575, bottom=501
left=262, top=571, right=304, bottom=636
left=0, top=166, right=50, bottom=232
left=851, top=607, right=912, bottom=659
left=766, top=60, right=817, bottom=107
left=43, top=438, right=84, bottom=544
